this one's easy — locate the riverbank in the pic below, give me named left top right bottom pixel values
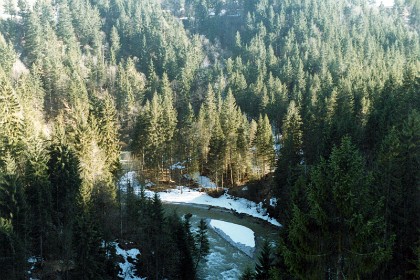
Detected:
left=119, top=172, right=281, bottom=227
left=154, top=187, right=282, bottom=227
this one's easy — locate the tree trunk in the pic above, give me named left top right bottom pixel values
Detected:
left=337, top=233, right=343, bottom=280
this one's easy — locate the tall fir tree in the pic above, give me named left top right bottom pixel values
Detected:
left=283, top=137, right=393, bottom=279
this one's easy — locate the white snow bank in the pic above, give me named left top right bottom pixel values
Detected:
left=191, top=172, right=217, bottom=188
left=209, top=220, right=255, bottom=248
left=113, top=243, right=144, bottom=280
left=118, top=172, right=281, bottom=227
left=157, top=187, right=281, bottom=227
left=170, top=162, right=186, bottom=170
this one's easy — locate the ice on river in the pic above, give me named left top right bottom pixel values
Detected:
left=209, top=220, right=255, bottom=248
left=209, top=219, right=255, bottom=258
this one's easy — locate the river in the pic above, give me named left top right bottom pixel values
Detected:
left=163, top=202, right=279, bottom=279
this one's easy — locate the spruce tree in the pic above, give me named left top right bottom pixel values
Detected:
left=208, top=114, right=226, bottom=188
left=221, top=89, right=240, bottom=186
left=283, top=137, right=392, bottom=279
left=275, top=100, right=304, bottom=223
left=194, top=218, right=210, bottom=271
left=0, top=155, right=26, bottom=280
left=254, top=114, right=274, bottom=178
left=255, top=240, right=274, bottom=280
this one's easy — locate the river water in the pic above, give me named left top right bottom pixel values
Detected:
left=163, top=203, right=279, bottom=279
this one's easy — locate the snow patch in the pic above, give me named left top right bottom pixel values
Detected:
left=118, top=172, right=281, bottom=227
left=113, top=243, right=144, bottom=280
left=191, top=172, right=217, bottom=189
left=170, top=162, right=186, bottom=170
left=269, top=197, right=277, bottom=207
left=144, top=179, right=155, bottom=188
left=27, top=256, right=42, bottom=279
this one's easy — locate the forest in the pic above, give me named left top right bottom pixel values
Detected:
left=0, top=0, right=419, bottom=279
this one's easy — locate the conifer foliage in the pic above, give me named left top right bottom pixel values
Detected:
left=0, top=0, right=418, bottom=279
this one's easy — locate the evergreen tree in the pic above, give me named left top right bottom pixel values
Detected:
left=0, top=74, right=24, bottom=153
left=48, top=145, right=80, bottom=273
left=254, top=114, right=274, bottom=178
left=0, top=154, right=26, bottom=279
left=194, top=218, right=210, bottom=271
left=0, top=217, right=24, bottom=280
left=275, top=100, right=304, bottom=223
left=0, top=34, right=16, bottom=74
left=208, top=114, right=225, bottom=188
left=283, top=137, right=393, bottom=279
left=110, top=26, right=121, bottom=65
left=24, top=140, right=53, bottom=260
left=255, top=240, right=274, bottom=280
left=375, top=110, right=420, bottom=279
left=73, top=208, right=106, bottom=280
left=221, top=89, right=240, bottom=186
left=241, top=266, right=255, bottom=280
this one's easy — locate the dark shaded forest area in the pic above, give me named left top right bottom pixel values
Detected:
left=0, top=0, right=418, bottom=279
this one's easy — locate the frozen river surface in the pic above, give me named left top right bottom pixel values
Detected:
left=163, top=203, right=278, bottom=280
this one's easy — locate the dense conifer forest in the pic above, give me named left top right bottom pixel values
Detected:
left=0, top=0, right=419, bottom=279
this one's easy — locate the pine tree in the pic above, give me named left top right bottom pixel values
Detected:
left=0, top=34, right=16, bottom=74
left=56, top=1, right=77, bottom=49
left=283, top=137, right=393, bottom=279
left=221, top=89, right=240, bottom=186
left=93, top=93, right=121, bottom=178
left=177, top=102, right=198, bottom=174
left=254, top=114, right=274, bottom=178
left=240, top=266, right=255, bottom=280
left=110, top=26, right=121, bottom=65
left=275, top=100, right=304, bottom=223
left=375, top=110, right=420, bottom=279
left=255, top=240, right=274, bottom=280
left=197, top=85, right=217, bottom=172
left=24, top=10, right=44, bottom=65
left=24, top=140, right=53, bottom=260
left=208, top=114, right=225, bottom=188
left=160, top=73, right=177, bottom=177
left=145, top=93, right=164, bottom=175
left=0, top=75, right=24, bottom=153
left=73, top=208, right=106, bottom=280
left=194, top=218, right=210, bottom=271
left=0, top=154, right=26, bottom=280
left=48, top=141, right=81, bottom=273
left=0, top=217, right=24, bottom=280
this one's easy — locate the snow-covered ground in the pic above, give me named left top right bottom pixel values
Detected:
left=209, top=219, right=255, bottom=257
left=191, top=172, right=217, bottom=188
left=157, top=187, right=281, bottom=227
left=28, top=256, right=41, bottom=280
left=113, top=243, right=144, bottom=280
left=118, top=172, right=282, bottom=227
